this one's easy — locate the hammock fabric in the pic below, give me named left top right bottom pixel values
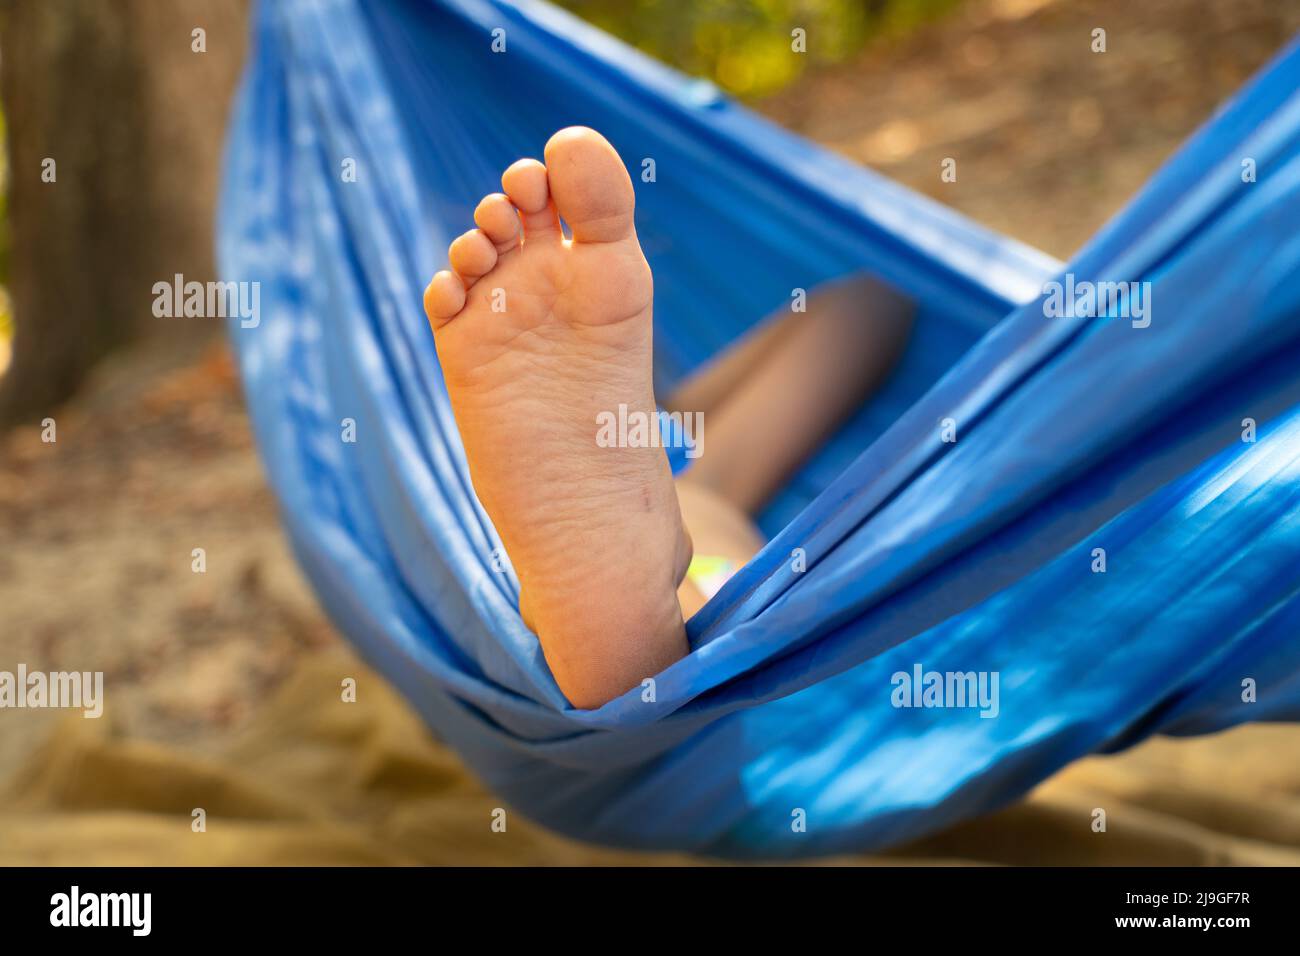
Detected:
left=219, top=0, right=1300, bottom=857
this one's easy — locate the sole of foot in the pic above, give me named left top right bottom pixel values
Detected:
left=424, top=127, right=692, bottom=709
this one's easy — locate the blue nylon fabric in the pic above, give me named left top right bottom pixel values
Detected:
left=219, top=0, right=1300, bottom=856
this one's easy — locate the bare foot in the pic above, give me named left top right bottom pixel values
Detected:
left=424, top=127, right=691, bottom=709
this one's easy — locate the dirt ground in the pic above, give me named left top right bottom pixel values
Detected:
left=2, top=0, right=1298, bottom=787
left=762, top=0, right=1300, bottom=258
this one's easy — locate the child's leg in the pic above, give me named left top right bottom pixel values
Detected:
left=679, top=275, right=913, bottom=514
left=663, top=312, right=797, bottom=415
left=425, top=127, right=913, bottom=706
left=672, top=275, right=914, bottom=615
left=674, top=479, right=766, bottom=618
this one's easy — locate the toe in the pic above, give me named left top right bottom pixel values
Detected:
left=474, top=193, right=521, bottom=251
left=424, top=270, right=466, bottom=328
left=448, top=229, right=498, bottom=284
left=501, top=158, right=561, bottom=241
left=543, top=126, right=635, bottom=244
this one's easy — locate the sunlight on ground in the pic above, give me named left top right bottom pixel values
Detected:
left=989, top=0, right=1059, bottom=21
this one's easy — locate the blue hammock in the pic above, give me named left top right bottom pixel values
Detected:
left=219, top=0, right=1300, bottom=857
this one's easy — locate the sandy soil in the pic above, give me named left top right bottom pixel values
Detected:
left=0, top=344, right=334, bottom=776
left=2, top=0, right=1297, bottom=782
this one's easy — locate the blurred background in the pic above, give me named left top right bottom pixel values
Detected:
left=1, top=0, right=1298, bottom=863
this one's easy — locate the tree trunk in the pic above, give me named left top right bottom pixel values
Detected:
left=0, top=0, right=249, bottom=428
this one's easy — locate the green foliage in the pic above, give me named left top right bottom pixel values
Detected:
left=556, top=0, right=963, bottom=97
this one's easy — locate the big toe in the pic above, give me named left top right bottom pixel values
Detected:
left=543, top=127, right=636, bottom=244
